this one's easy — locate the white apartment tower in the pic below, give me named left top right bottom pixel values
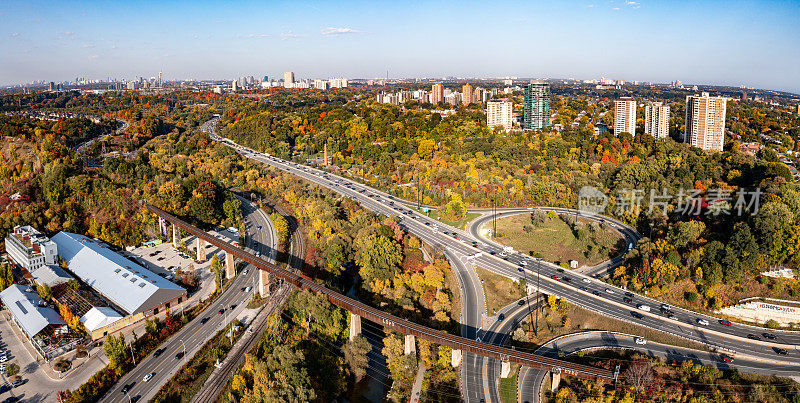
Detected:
left=644, top=102, right=670, bottom=139
left=613, top=98, right=637, bottom=136
left=283, top=71, right=295, bottom=88
left=486, top=100, right=514, bottom=131
left=685, top=92, right=727, bottom=151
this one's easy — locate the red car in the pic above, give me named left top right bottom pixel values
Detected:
left=721, top=355, right=734, bottom=362
left=551, top=275, right=561, bottom=281
left=719, top=320, right=732, bottom=326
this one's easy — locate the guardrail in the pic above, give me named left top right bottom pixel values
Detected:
left=145, top=204, right=616, bottom=382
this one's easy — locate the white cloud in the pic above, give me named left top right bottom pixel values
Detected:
left=613, top=7, right=620, bottom=10
left=82, top=44, right=94, bottom=48
left=193, top=34, right=199, bottom=39
left=10, top=33, right=20, bottom=38
left=64, top=31, right=75, bottom=36
left=88, top=54, right=99, bottom=59
left=625, top=1, right=641, bottom=8
left=281, top=31, right=305, bottom=40
left=238, top=33, right=270, bottom=39
left=321, top=27, right=362, bottom=36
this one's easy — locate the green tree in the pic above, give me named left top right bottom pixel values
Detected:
left=342, top=335, right=371, bottom=381
left=104, top=334, right=128, bottom=368
left=353, top=233, right=402, bottom=285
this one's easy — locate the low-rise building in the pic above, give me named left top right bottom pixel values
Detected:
left=4, top=226, right=58, bottom=272
left=0, top=284, right=75, bottom=360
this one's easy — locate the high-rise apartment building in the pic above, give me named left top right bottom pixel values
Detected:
left=431, top=83, right=444, bottom=104
left=231, top=80, right=238, bottom=92
left=486, top=100, right=513, bottom=131
left=284, top=71, right=295, bottom=88
left=462, top=84, right=474, bottom=105
left=685, top=92, right=727, bottom=151
left=613, top=97, right=637, bottom=136
left=644, top=102, right=670, bottom=139
left=523, top=82, right=550, bottom=131
left=796, top=105, right=800, bottom=115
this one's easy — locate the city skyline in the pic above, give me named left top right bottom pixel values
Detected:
left=1, top=0, right=799, bottom=93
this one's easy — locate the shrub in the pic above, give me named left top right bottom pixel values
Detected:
left=685, top=292, right=699, bottom=303
left=766, top=319, right=780, bottom=329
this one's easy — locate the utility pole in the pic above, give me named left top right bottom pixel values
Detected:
left=647, top=222, right=653, bottom=285
left=492, top=191, right=497, bottom=238
left=535, top=257, right=541, bottom=335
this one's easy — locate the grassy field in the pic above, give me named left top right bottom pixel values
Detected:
left=487, top=213, right=623, bottom=267
left=499, top=364, right=520, bottom=403
left=476, top=267, right=523, bottom=315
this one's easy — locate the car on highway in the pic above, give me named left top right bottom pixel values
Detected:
left=245, top=286, right=252, bottom=293
left=775, top=348, right=789, bottom=355
left=0, top=384, right=9, bottom=394
left=604, top=288, right=614, bottom=294
left=634, top=337, right=646, bottom=345
left=517, top=299, right=526, bottom=306
left=721, top=355, right=734, bottom=362
left=200, top=317, right=210, bottom=324
left=631, top=312, right=644, bottom=319
left=763, top=333, right=776, bottom=340
left=592, top=290, right=602, bottom=296
left=551, top=275, right=561, bottom=281
left=498, top=313, right=505, bottom=321
left=255, top=251, right=261, bottom=257
left=153, top=348, right=164, bottom=357
left=747, top=334, right=761, bottom=341
left=719, top=320, right=732, bottom=326
left=696, top=319, right=709, bottom=326
left=580, top=286, right=589, bottom=292
left=121, top=385, right=131, bottom=394
left=143, top=372, right=154, bottom=382
left=623, top=297, right=632, bottom=303
left=243, top=269, right=248, bottom=275
left=582, top=278, right=591, bottom=283
left=219, top=308, right=225, bottom=315
left=637, top=304, right=651, bottom=312
left=175, top=352, right=184, bottom=360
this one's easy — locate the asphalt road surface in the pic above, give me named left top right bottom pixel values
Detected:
left=102, top=197, right=276, bottom=403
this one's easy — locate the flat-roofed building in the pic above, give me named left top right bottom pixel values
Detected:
left=685, top=92, right=727, bottom=151
left=487, top=100, right=513, bottom=131
left=4, top=226, right=58, bottom=272
left=644, top=102, right=670, bottom=138
left=614, top=97, right=637, bottom=136
left=52, top=232, right=186, bottom=316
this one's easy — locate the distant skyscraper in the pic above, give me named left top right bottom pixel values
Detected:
left=284, top=72, right=295, bottom=88
left=523, top=82, right=550, bottom=131
left=740, top=92, right=748, bottom=101
left=462, top=84, right=474, bottom=105
left=644, top=102, right=670, bottom=139
left=486, top=100, right=513, bottom=131
left=158, top=72, right=163, bottom=88
left=48, top=82, right=55, bottom=91
left=329, top=78, right=348, bottom=88
left=796, top=105, right=800, bottom=115
left=685, top=92, right=727, bottom=151
left=231, top=80, right=238, bottom=92
left=431, top=83, right=444, bottom=104
left=613, top=98, right=637, bottom=136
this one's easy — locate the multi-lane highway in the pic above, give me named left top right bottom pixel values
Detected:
left=204, top=120, right=800, bottom=400
left=102, top=197, right=277, bottom=402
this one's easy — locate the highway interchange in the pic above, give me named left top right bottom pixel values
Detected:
left=102, top=196, right=277, bottom=402
left=203, top=119, right=800, bottom=401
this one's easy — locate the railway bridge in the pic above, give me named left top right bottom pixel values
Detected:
left=147, top=204, right=617, bottom=383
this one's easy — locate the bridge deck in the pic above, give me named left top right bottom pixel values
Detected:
left=147, top=204, right=615, bottom=382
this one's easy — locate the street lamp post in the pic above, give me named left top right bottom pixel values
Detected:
left=647, top=222, right=654, bottom=285
left=179, top=338, right=186, bottom=362
left=535, top=257, right=542, bottom=336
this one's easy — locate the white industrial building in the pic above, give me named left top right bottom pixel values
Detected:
left=0, top=284, right=76, bottom=360
left=52, top=232, right=186, bottom=316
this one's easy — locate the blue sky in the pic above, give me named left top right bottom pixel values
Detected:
left=1, top=0, right=799, bottom=93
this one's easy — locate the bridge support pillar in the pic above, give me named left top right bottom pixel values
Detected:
left=196, top=238, right=206, bottom=262
left=451, top=349, right=462, bottom=367
left=258, top=269, right=270, bottom=298
left=404, top=335, right=416, bottom=356
left=172, top=224, right=179, bottom=248
left=349, top=313, right=362, bottom=341
left=550, top=370, right=561, bottom=392
left=225, top=251, right=235, bottom=279
left=500, top=361, right=511, bottom=378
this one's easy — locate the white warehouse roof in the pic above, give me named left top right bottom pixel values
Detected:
left=52, top=232, right=186, bottom=315
left=80, top=306, right=124, bottom=332
left=0, top=284, right=66, bottom=339
left=30, top=264, right=73, bottom=287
